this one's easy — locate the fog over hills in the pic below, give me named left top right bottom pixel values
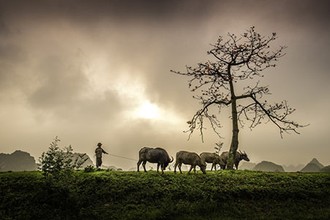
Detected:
left=301, top=158, right=324, bottom=172
left=282, top=164, right=305, bottom=172
left=238, top=162, right=257, bottom=170
left=321, top=166, right=330, bottom=172
left=0, top=150, right=94, bottom=171
left=239, top=159, right=327, bottom=172
left=253, top=161, right=285, bottom=172
left=0, top=150, right=37, bottom=171
left=71, top=153, right=94, bottom=168
left=0, top=150, right=328, bottom=172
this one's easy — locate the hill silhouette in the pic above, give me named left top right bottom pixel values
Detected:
left=0, top=150, right=37, bottom=171
left=71, top=153, right=94, bottom=168
left=0, top=150, right=94, bottom=171
left=320, top=165, right=330, bottom=173
left=253, top=161, right=285, bottom=172
left=301, top=158, right=324, bottom=172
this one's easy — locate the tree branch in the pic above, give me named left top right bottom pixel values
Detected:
left=173, top=26, right=306, bottom=142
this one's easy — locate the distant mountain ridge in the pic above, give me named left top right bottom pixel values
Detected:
left=239, top=161, right=285, bottom=172
left=320, top=165, right=330, bottom=173
left=0, top=150, right=94, bottom=172
left=71, top=153, right=94, bottom=168
left=1, top=150, right=328, bottom=173
left=253, top=161, right=285, bottom=172
left=300, top=158, right=324, bottom=172
left=237, top=158, right=328, bottom=173
left=0, top=150, right=37, bottom=171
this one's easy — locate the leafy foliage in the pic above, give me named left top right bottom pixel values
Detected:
left=0, top=171, right=329, bottom=219
left=38, top=136, right=88, bottom=178
left=172, top=27, right=305, bottom=138
left=84, top=165, right=96, bottom=172
left=172, top=27, right=307, bottom=169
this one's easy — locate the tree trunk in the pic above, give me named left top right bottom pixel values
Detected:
left=227, top=71, right=239, bottom=170
left=227, top=97, right=239, bottom=169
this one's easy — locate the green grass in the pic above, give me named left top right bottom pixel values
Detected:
left=0, top=170, right=329, bottom=219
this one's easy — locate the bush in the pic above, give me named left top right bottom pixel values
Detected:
left=84, top=165, right=95, bottom=173
left=38, top=136, right=87, bottom=178
left=1, top=171, right=329, bottom=219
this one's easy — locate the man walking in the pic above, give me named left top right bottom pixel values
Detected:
left=95, top=142, right=108, bottom=169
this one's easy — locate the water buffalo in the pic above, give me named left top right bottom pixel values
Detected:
left=220, top=150, right=250, bottom=170
left=200, top=152, right=225, bottom=171
left=174, top=151, right=206, bottom=174
left=137, top=147, right=174, bottom=174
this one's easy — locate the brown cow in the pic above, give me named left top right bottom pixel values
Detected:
left=200, top=152, right=225, bottom=171
left=137, top=147, right=173, bottom=174
left=174, top=151, right=206, bottom=174
left=220, top=150, right=250, bottom=169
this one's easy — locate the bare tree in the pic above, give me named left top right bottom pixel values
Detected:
left=172, top=27, right=306, bottom=169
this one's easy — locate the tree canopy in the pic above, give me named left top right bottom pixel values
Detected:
left=172, top=27, right=306, bottom=169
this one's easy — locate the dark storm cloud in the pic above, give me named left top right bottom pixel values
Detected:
left=0, top=13, right=9, bottom=37
left=29, top=55, right=88, bottom=109
left=26, top=52, right=125, bottom=123
left=282, top=0, right=330, bottom=31
left=0, top=43, right=26, bottom=89
left=2, top=0, right=329, bottom=29
left=1, top=0, right=213, bottom=25
left=0, top=46, right=29, bottom=99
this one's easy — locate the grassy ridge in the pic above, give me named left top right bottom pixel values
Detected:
left=0, top=170, right=329, bottom=219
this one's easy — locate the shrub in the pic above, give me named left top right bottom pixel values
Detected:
left=84, top=165, right=95, bottom=173
left=38, top=136, right=87, bottom=178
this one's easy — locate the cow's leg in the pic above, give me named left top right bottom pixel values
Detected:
left=161, top=164, right=165, bottom=174
left=235, top=162, right=239, bottom=170
left=193, top=165, right=196, bottom=173
left=178, top=163, right=183, bottom=174
left=137, top=160, right=142, bottom=172
left=220, top=163, right=226, bottom=170
left=188, top=165, right=194, bottom=174
left=142, top=161, right=147, bottom=172
left=174, top=162, right=178, bottom=173
left=212, top=163, right=217, bottom=171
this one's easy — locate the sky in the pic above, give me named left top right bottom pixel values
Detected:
left=1, top=0, right=330, bottom=170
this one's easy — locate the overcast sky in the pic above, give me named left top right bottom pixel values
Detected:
left=1, top=0, right=329, bottom=170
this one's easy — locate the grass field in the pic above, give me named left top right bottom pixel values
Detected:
left=0, top=170, right=329, bottom=219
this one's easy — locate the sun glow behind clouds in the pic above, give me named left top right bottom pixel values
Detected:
left=135, top=101, right=160, bottom=119
left=83, top=58, right=182, bottom=125
left=108, top=72, right=181, bottom=124
left=81, top=57, right=182, bottom=126
left=131, top=100, right=182, bottom=127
